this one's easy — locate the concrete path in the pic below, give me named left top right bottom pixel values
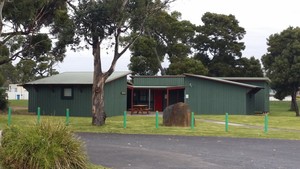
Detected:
left=197, top=119, right=300, bottom=133
left=78, top=133, right=300, bottom=169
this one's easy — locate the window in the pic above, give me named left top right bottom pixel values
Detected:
left=140, top=90, right=147, bottom=101
left=62, top=87, right=73, bottom=99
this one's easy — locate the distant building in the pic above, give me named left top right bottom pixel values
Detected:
left=6, top=84, right=29, bottom=100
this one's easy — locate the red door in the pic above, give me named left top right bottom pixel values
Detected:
left=154, top=90, right=163, bottom=111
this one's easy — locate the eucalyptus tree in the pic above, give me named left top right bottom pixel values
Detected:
left=262, top=26, right=300, bottom=116
left=0, top=0, right=74, bottom=74
left=128, top=11, right=195, bottom=75
left=69, top=0, right=172, bottom=125
left=193, top=12, right=246, bottom=77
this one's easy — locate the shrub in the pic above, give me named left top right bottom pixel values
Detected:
left=0, top=122, right=89, bottom=169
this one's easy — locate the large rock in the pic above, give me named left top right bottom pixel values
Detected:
left=163, top=102, right=193, bottom=127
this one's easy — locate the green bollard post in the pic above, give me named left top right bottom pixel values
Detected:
left=8, top=107, right=11, bottom=126
left=37, top=107, right=41, bottom=124
left=264, top=114, right=268, bottom=133
left=66, top=108, right=70, bottom=126
left=123, top=111, right=127, bottom=128
left=225, top=113, right=229, bottom=132
left=156, top=111, right=159, bottom=129
left=191, top=112, right=194, bottom=129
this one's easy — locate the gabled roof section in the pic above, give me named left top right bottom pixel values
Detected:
left=184, top=74, right=263, bottom=89
left=25, top=71, right=131, bottom=85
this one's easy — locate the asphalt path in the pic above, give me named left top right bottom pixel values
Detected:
left=77, top=133, right=300, bottom=169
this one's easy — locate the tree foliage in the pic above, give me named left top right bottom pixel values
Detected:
left=128, top=36, right=162, bottom=75
left=262, top=26, right=300, bottom=116
left=166, top=58, right=208, bottom=75
left=193, top=12, right=247, bottom=77
left=128, top=10, right=195, bottom=75
left=235, top=57, right=263, bottom=77
left=129, top=55, right=160, bottom=76
left=0, top=0, right=73, bottom=78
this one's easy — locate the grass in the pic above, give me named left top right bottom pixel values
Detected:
left=0, top=111, right=299, bottom=141
left=2, top=100, right=300, bottom=141
left=269, top=101, right=298, bottom=116
left=8, top=100, right=28, bottom=107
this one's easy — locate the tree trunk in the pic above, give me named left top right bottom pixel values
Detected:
left=92, top=74, right=106, bottom=125
left=0, top=0, right=5, bottom=36
left=91, top=38, right=107, bottom=126
left=289, top=101, right=296, bottom=111
left=152, top=46, right=165, bottom=75
left=291, top=90, right=299, bottom=116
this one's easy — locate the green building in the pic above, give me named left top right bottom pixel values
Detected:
left=129, top=74, right=269, bottom=115
left=24, top=72, right=270, bottom=116
left=221, top=77, right=270, bottom=113
left=24, top=71, right=130, bottom=117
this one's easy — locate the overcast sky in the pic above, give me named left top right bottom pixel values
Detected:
left=55, top=0, right=300, bottom=73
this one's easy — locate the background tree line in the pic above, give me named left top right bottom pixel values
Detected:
left=128, top=11, right=263, bottom=77
left=0, top=0, right=299, bottom=120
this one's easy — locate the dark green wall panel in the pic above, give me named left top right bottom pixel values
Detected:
left=26, top=77, right=127, bottom=117
left=185, top=77, right=250, bottom=115
left=228, top=80, right=270, bottom=113
left=133, top=77, right=184, bottom=86
left=104, top=77, right=127, bottom=117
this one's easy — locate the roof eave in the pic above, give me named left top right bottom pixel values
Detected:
left=184, top=73, right=261, bottom=89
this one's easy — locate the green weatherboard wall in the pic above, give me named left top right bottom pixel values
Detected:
left=132, top=76, right=185, bottom=86
left=221, top=78, right=270, bottom=113
left=184, top=76, right=257, bottom=115
left=25, top=72, right=129, bottom=117
left=27, top=85, right=92, bottom=117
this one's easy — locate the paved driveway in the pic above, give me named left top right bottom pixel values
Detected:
left=77, top=133, right=300, bottom=169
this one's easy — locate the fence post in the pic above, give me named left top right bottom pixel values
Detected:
left=66, top=108, right=70, bottom=126
left=37, top=107, right=41, bottom=124
left=191, top=112, right=194, bottom=129
left=123, top=111, right=127, bottom=128
left=225, top=112, right=229, bottom=132
left=264, top=114, right=268, bottom=133
left=155, top=111, right=159, bottom=129
left=8, top=107, right=11, bottom=126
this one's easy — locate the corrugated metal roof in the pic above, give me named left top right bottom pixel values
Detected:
left=131, top=75, right=185, bottom=78
left=219, top=77, right=271, bottom=82
left=184, top=74, right=263, bottom=89
left=129, top=85, right=185, bottom=89
left=25, top=71, right=131, bottom=85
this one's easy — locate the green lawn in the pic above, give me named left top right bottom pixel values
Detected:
left=8, top=100, right=28, bottom=107
left=269, top=101, right=298, bottom=116
left=2, top=100, right=300, bottom=141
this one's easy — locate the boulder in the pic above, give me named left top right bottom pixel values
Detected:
left=163, top=102, right=193, bottom=127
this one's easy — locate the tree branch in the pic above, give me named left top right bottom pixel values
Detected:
left=105, top=0, right=173, bottom=78
left=67, top=0, right=78, bottom=14
left=0, top=0, right=5, bottom=37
